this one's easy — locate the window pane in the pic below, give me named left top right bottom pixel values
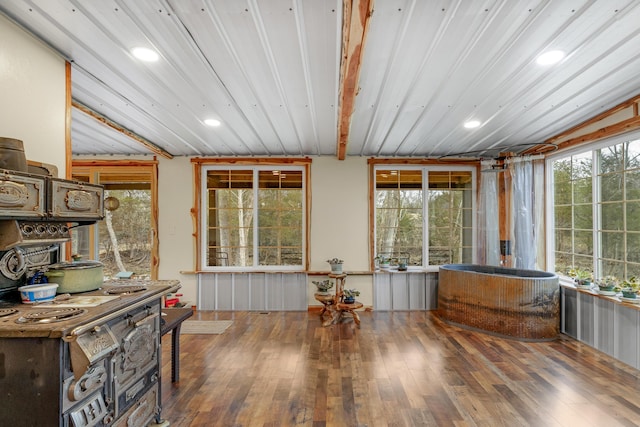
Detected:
left=599, top=144, right=624, bottom=174
left=204, top=167, right=304, bottom=268
left=555, top=252, right=572, bottom=274
left=555, top=229, right=572, bottom=252
left=625, top=140, right=640, bottom=169
left=553, top=154, right=594, bottom=275
left=554, top=205, right=572, bottom=228
left=572, top=152, right=592, bottom=179
left=625, top=170, right=640, bottom=200
left=626, top=233, right=640, bottom=263
left=375, top=170, right=423, bottom=265
left=600, top=231, right=624, bottom=262
left=573, top=177, right=592, bottom=204
left=626, top=202, right=640, bottom=232
left=600, top=173, right=623, bottom=202
left=554, top=159, right=571, bottom=205
left=574, top=204, right=592, bottom=230
left=427, top=171, right=472, bottom=265
left=626, top=262, right=640, bottom=278
left=375, top=167, right=473, bottom=267
left=601, top=203, right=623, bottom=231
left=257, top=170, right=302, bottom=266
left=98, top=189, right=152, bottom=279
left=573, top=230, right=593, bottom=255
left=600, top=259, right=624, bottom=278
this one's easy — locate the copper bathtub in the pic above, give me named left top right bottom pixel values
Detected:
left=438, top=264, right=560, bottom=341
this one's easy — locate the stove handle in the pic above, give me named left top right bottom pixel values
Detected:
left=62, top=283, right=181, bottom=341
left=133, top=311, right=158, bottom=328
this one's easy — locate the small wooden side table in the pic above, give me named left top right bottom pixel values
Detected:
left=324, top=273, right=363, bottom=327
left=335, top=300, right=364, bottom=325
left=160, top=307, right=193, bottom=382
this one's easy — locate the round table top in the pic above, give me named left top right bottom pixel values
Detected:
left=314, top=292, right=335, bottom=303
left=336, top=301, right=363, bottom=310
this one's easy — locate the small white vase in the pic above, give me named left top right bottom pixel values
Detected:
left=330, top=263, right=343, bottom=274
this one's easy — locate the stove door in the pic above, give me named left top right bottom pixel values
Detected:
left=110, top=303, right=160, bottom=419
left=0, top=170, right=46, bottom=218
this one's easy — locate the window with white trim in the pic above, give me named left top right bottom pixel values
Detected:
left=549, top=134, right=640, bottom=279
left=374, top=165, right=476, bottom=267
left=201, top=165, right=305, bottom=270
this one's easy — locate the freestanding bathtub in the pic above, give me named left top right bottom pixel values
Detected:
left=438, top=264, right=560, bottom=341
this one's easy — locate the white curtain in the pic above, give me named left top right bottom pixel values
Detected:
left=478, top=161, right=500, bottom=265
left=510, top=157, right=545, bottom=270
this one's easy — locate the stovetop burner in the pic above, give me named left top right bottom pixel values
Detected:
left=15, top=307, right=87, bottom=324
left=0, top=308, right=18, bottom=318
left=105, top=285, right=147, bottom=295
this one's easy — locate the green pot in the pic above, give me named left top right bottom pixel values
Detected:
left=44, top=261, right=104, bottom=293
left=621, top=290, right=637, bottom=299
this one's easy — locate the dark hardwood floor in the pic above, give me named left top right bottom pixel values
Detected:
left=160, top=310, right=640, bottom=427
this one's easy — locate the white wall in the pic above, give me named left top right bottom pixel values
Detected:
left=156, top=156, right=198, bottom=303
left=155, top=155, right=375, bottom=307
left=0, top=14, right=66, bottom=174
left=308, top=156, right=372, bottom=305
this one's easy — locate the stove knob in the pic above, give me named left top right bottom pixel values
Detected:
left=91, top=325, right=102, bottom=334
left=21, top=223, right=34, bottom=235
left=34, top=224, right=46, bottom=236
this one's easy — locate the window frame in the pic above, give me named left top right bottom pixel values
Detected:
left=546, top=130, right=640, bottom=279
left=71, top=160, right=159, bottom=279
left=194, top=158, right=310, bottom=272
left=370, top=162, right=477, bottom=270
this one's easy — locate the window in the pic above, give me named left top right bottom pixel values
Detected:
left=200, top=164, right=306, bottom=270
left=373, top=165, right=475, bottom=267
left=552, top=152, right=593, bottom=272
left=71, top=161, right=158, bottom=280
left=549, top=135, right=640, bottom=279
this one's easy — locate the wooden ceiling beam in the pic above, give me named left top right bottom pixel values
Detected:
left=72, top=100, right=173, bottom=159
left=337, top=0, right=374, bottom=160
left=524, top=93, right=640, bottom=155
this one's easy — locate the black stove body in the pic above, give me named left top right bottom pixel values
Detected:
left=0, top=166, right=180, bottom=426
left=0, top=280, right=180, bottom=427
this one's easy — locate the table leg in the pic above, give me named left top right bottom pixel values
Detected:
left=352, top=310, right=360, bottom=326
left=319, top=304, right=328, bottom=317
left=171, top=324, right=181, bottom=382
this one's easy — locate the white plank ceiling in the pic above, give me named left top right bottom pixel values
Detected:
left=1, top=0, right=640, bottom=159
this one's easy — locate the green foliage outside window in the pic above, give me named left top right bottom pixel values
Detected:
left=205, top=168, right=304, bottom=268
left=375, top=168, right=473, bottom=267
left=553, top=138, right=640, bottom=280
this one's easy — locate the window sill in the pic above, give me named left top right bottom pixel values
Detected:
left=561, top=281, right=640, bottom=311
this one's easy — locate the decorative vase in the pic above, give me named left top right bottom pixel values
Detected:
left=343, top=296, right=355, bottom=304
left=330, top=263, right=343, bottom=274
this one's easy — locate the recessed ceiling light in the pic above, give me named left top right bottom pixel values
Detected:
left=463, top=120, right=481, bottom=129
left=131, top=47, right=159, bottom=62
left=536, top=50, right=565, bottom=66
left=204, top=119, right=221, bottom=127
